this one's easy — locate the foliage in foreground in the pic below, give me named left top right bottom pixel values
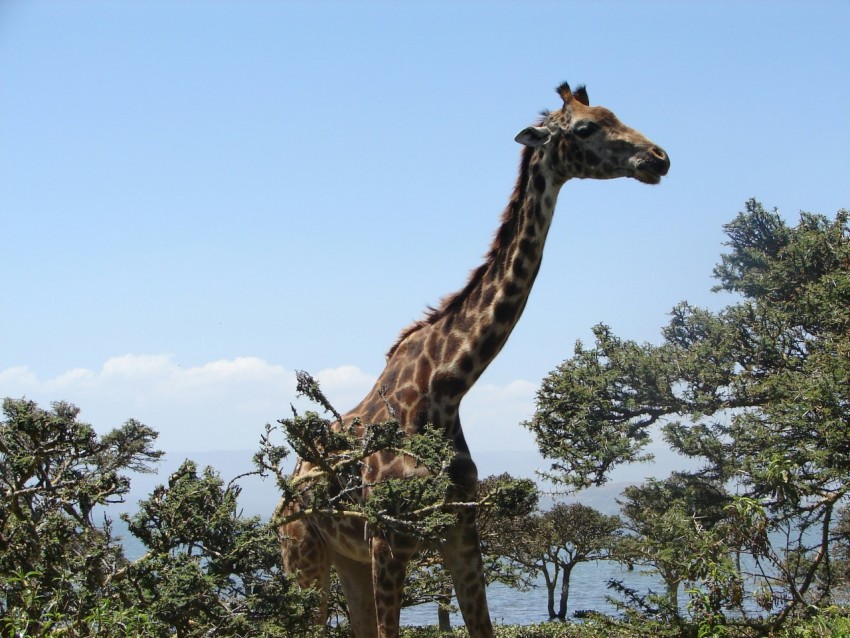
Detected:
left=0, top=398, right=161, bottom=635
left=0, top=398, right=319, bottom=637
left=395, top=608, right=850, bottom=637
left=0, top=386, right=539, bottom=635
left=121, top=460, right=319, bottom=637
left=258, top=370, right=462, bottom=544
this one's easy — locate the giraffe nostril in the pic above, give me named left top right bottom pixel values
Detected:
left=648, top=146, right=670, bottom=175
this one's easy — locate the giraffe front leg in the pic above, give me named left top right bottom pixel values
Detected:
left=333, top=552, right=378, bottom=638
left=439, top=516, right=494, bottom=638
left=370, top=536, right=406, bottom=638
left=281, top=519, right=331, bottom=629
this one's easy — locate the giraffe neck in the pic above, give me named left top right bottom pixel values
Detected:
left=388, top=144, right=564, bottom=405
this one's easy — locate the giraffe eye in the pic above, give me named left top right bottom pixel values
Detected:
left=574, top=122, right=599, bottom=139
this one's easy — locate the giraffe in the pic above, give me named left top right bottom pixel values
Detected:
left=280, top=81, right=670, bottom=638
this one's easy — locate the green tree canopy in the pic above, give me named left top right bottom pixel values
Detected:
left=524, top=200, right=850, bottom=629
left=123, top=459, right=319, bottom=637
left=613, top=475, right=744, bottom=629
left=0, top=398, right=161, bottom=633
left=495, top=502, right=621, bottom=621
left=0, top=398, right=319, bottom=637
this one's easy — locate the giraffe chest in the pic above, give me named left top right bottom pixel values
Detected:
left=311, top=511, right=424, bottom=564
left=315, top=515, right=372, bottom=562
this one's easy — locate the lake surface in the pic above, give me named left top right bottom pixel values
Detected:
left=401, top=561, right=655, bottom=627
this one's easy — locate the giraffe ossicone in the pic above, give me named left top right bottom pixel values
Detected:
left=280, top=81, right=670, bottom=638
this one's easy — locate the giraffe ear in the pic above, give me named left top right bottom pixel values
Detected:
left=515, top=126, right=551, bottom=147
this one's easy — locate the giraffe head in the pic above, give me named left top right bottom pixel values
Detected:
left=515, top=82, right=670, bottom=185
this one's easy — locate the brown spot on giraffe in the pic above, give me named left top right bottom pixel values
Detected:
left=280, top=79, right=669, bottom=638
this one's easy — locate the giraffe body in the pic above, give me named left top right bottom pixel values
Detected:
left=281, top=82, right=670, bottom=638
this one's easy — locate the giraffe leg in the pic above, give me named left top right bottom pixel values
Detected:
left=334, top=553, right=378, bottom=638
left=281, top=519, right=331, bottom=628
left=370, top=536, right=407, bottom=638
left=439, top=516, right=494, bottom=638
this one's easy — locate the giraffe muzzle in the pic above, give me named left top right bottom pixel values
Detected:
left=632, top=146, right=670, bottom=184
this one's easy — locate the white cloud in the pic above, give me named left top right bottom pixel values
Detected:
left=51, top=368, right=98, bottom=389
left=315, top=364, right=377, bottom=411
left=0, top=356, right=540, bottom=457
left=462, top=379, right=539, bottom=453
left=101, top=354, right=172, bottom=379
left=0, top=366, right=38, bottom=388
left=0, top=356, right=370, bottom=453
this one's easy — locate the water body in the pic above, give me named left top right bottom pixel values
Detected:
left=401, top=561, right=656, bottom=627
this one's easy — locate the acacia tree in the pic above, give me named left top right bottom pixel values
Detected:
left=613, top=475, right=743, bottom=628
left=0, top=398, right=161, bottom=634
left=123, top=460, right=320, bottom=638
left=496, top=502, right=621, bottom=621
left=477, top=472, right=540, bottom=591
left=0, top=398, right=319, bottom=637
left=524, top=200, right=850, bottom=630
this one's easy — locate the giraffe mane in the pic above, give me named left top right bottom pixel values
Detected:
left=386, top=143, right=537, bottom=358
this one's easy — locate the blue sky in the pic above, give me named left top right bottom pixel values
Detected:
left=2, top=2, right=849, bottom=469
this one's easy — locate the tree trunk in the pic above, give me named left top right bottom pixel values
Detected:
left=437, top=583, right=452, bottom=634
left=437, top=606, right=452, bottom=634
left=557, top=563, right=574, bottom=620
left=541, top=564, right=558, bottom=619
left=666, top=576, right=681, bottom=618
